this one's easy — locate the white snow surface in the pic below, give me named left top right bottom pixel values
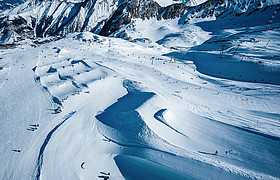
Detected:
left=1, top=9, right=280, bottom=180
left=154, top=0, right=208, bottom=7
left=154, top=0, right=178, bottom=6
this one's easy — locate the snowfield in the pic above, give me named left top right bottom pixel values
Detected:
left=155, top=0, right=208, bottom=7
left=1, top=5, right=280, bottom=180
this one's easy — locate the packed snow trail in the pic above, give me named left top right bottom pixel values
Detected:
left=35, top=111, right=76, bottom=180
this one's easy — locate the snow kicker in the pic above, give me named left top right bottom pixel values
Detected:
left=96, top=79, right=156, bottom=145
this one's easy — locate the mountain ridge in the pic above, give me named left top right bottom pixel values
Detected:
left=0, top=0, right=279, bottom=43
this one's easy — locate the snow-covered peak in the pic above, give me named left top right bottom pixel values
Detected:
left=64, top=0, right=87, bottom=3
left=154, top=0, right=208, bottom=7
left=1, top=0, right=280, bottom=43
left=154, top=0, right=181, bottom=7
left=178, top=0, right=280, bottom=24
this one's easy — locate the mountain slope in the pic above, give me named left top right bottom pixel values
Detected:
left=0, top=0, right=25, bottom=11
left=0, top=0, right=280, bottom=179
left=1, top=0, right=279, bottom=43
left=0, top=0, right=120, bottom=42
left=0, top=29, right=279, bottom=179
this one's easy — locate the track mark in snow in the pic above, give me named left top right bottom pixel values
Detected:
left=207, top=117, right=280, bottom=141
left=0, top=57, right=10, bottom=89
left=35, top=111, right=76, bottom=180
left=233, top=125, right=280, bottom=141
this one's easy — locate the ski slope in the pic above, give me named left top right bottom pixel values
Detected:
left=0, top=10, right=280, bottom=180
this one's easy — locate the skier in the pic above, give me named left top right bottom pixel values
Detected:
left=214, top=151, right=218, bottom=155
left=55, top=107, right=62, bottom=114
left=81, top=162, right=85, bottom=169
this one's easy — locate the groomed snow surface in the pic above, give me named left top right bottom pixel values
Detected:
left=1, top=15, right=280, bottom=180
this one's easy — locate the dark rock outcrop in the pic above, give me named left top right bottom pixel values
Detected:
left=0, top=0, right=25, bottom=11
left=99, top=0, right=161, bottom=36
left=0, top=15, right=34, bottom=42
left=158, top=3, right=187, bottom=20
left=99, top=0, right=189, bottom=36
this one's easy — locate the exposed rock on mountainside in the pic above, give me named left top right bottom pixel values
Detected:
left=158, top=3, right=187, bottom=20
left=178, top=0, right=280, bottom=24
left=0, top=0, right=279, bottom=43
left=99, top=1, right=188, bottom=36
left=0, top=0, right=25, bottom=11
left=0, top=0, right=120, bottom=42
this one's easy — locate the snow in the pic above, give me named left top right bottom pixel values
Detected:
left=154, top=0, right=179, bottom=7
left=118, top=18, right=211, bottom=49
left=154, top=0, right=208, bottom=7
left=114, top=155, right=194, bottom=180
left=1, top=3, right=280, bottom=180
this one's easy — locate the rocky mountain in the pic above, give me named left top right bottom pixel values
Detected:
left=99, top=1, right=189, bottom=36
left=0, top=0, right=279, bottom=43
left=178, top=0, right=280, bottom=24
left=0, top=0, right=25, bottom=11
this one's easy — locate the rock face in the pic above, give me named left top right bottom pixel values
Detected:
left=0, top=0, right=25, bottom=11
left=0, top=0, right=278, bottom=43
left=0, top=0, right=120, bottom=42
left=0, top=15, right=34, bottom=42
left=99, top=1, right=188, bottom=36
left=178, top=0, right=279, bottom=24
left=158, top=3, right=187, bottom=20
left=99, top=0, right=161, bottom=36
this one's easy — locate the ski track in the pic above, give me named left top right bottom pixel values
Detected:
left=35, top=111, right=76, bottom=180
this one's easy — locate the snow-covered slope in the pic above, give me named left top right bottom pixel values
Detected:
left=1, top=20, right=280, bottom=180
left=1, top=0, right=279, bottom=44
left=0, top=0, right=280, bottom=180
left=0, top=0, right=120, bottom=43
left=155, top=0, right=207, bottom=7
left=178, top=0, right=280, bottom=24
left=0, top=0, right=25, bottom=11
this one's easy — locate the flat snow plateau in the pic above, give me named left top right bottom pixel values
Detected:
left=0, top=18, right=280, bottom=180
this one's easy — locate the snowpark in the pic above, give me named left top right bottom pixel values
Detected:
left=0, top=0, right=280, bottom=180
